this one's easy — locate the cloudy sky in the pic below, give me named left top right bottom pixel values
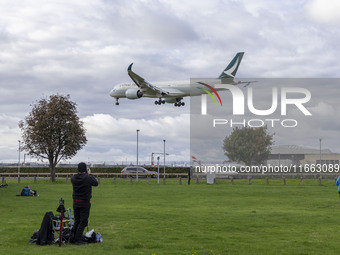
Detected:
left=0, top=0, right=339, bottom=165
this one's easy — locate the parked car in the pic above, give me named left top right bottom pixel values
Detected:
left=121, top=166, right=158, bottom=178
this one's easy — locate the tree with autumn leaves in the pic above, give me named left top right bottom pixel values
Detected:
left=223, top=126, right=273, bottom=166
left=19, top=94, right=87, bottom=182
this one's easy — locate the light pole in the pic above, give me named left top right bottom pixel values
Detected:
left=18, top=140, right=21, bottom=178
left=157, top=156, right=160, bottom=184
left=163, top=140, right=166, bottom=177
left=319, top=138, right=322, bottom=165
left=137, top=129, right=140, bottom=181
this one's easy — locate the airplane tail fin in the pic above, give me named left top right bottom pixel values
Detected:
left=218, top=52, right=244, bottom=79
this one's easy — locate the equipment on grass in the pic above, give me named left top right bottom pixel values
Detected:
left=53, top=198, right=75, bottom=246
left=56, top=198, right=66, bottom=247
left=51, top=206, right=75, bottom=245
left=30, top=198, right=102, bottom=245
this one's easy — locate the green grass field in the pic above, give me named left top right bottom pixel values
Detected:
left=1, top=178, right=340, bottom=255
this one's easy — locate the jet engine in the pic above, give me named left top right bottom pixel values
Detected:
left=125, top=88, right=143, bottom=99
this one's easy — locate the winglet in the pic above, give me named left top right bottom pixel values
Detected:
left=127, top=63, right=170, bottom=95
left=128, top=63, right=133, bottom=71
left=218, top=52, right=244, bottom=79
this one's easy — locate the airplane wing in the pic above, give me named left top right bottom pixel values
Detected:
left=161, top=88, right=185, bottom=96
left=127, top=63, right=170, bottom=96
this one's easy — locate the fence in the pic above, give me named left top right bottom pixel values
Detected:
left=0, top=172, right=188, bottom=184
left=1, top=172, right=339, bottom=185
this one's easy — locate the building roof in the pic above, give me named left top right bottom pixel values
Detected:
left=270, top=145, right=333, bottom=155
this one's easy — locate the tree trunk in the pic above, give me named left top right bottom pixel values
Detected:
left=50, top=161, right=56, bottom=183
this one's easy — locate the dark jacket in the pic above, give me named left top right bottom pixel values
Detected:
left=36, top=211, right=54, bottom=245
left=71, top=173, right=98, bottom=202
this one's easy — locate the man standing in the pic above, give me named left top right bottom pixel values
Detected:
left=71, top=162, right=98, bottom=245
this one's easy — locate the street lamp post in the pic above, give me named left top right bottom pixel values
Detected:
left=137, top=130, right=140, bottom=181
left=319, top=138, right=322, bottom=165
left=18, top=140, right=21, bottom=178
left=163, top=140, right=166, bottom=177
left=157, top=156, right=160, bottom=184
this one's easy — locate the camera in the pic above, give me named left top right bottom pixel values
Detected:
left=57, top=197, right=65, bottom=213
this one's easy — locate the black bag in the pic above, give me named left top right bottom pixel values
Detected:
left=29, top=230, right=39, bottom=244
left=36, top=211, right=55, bottom=245
left=83, top=231, right=96, bottom=243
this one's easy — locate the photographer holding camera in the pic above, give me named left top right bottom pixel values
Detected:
left=71, top=162, right=98, bottom=245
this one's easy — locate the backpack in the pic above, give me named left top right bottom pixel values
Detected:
left=83, top=229, right=96, bottom=243
left=29, top=230, right=39, bottom=244
left=83, top=229, right=103, bottom=243
left=21, top=187, right=31, bottom=196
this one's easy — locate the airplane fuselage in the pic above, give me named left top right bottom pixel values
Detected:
left=110, top=80, right=224, bottom=99
left=110, top=52, right=245, bottom=106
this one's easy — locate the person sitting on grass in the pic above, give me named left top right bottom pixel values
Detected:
left=21, top=185, right=37, bottom=196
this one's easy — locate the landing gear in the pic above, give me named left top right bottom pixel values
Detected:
left=174, top=102, right=185, bottom=107
left=174, top=98, right=184, bottom=107
left=115, top=98, right=119, bottom=105
left=154, top=98, right=165, bottom=105
left=153, top=97, right=185, bottom=107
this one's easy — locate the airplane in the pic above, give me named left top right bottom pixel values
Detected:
left=110, top=52, right=250, bottom=107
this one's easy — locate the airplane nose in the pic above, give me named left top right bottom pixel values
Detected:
left=110, top=89, right=115, bottom=97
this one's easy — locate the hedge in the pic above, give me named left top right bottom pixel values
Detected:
left=0, top=166, right=190, bottom=174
